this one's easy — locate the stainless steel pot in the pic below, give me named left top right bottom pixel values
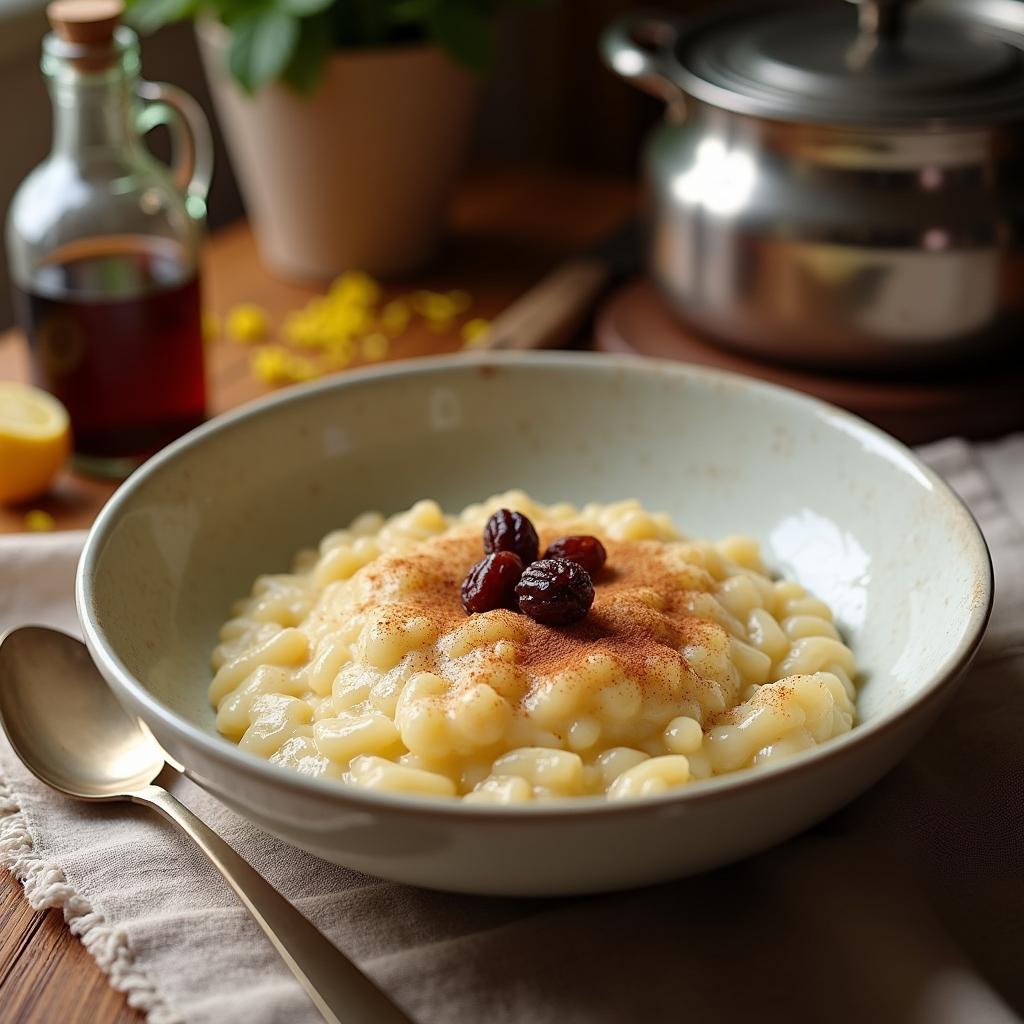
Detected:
left=602, top=0, right=1024, bottom=371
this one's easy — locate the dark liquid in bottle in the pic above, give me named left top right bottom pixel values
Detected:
left=13, top=235, right=206, bottom=471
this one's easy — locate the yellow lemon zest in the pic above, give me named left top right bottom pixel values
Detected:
left=251, top=347, right=290, bottom=385
left=24, top=509, right=56, bottom=532
left=461, top=318, right=492, bottom=347
left=251, top=347, right=320, bottom=386
left=250, top=281, right=478, bottom=387
left=283, top=292, right=375, bottom=350
left=410, top=290, right=459, bottom=322
left=227, top=304, right=270, bottom=344
left=360, top=333, right=390, bottom=362
left=287, top=356, right=321, bottom=383
left=283, top=313, right=318, bottom=348
left=325, top=337, right=356, bottom=369
left=330, top=271, right=381, bottom=307
left=379, top=299, right=411, bottom=337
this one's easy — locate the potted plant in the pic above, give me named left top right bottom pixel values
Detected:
left=126, top=0, right=535, bottom=280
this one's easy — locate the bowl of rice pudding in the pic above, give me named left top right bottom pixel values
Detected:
left=77, top=352, right=992, bottom=895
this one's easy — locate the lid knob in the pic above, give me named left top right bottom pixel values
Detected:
left=845, top=0, right=919, bottom=40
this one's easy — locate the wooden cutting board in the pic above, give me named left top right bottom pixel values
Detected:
left=594, top=279, right=1024, bottom=446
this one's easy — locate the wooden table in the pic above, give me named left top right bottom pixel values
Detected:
left=0, top=166, right=634, bottom=1022
left=0, top=166, right=634, bottom=535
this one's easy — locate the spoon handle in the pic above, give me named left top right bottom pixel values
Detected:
left=135, top=784, right=414, bottom=1024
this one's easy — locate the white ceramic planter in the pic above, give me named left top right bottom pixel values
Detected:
left=196, top=19, right=480, bottom=280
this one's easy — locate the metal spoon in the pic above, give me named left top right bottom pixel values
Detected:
left=0, top=626, right=413, bottom=1024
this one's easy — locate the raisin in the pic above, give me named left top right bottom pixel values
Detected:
left=515, top=558, right=594, bottom=625
left=543, top=535, right=607, bottom=575
left=483, top=509, right=539, bottom=566
left=461, top=551, right=525, bottom=614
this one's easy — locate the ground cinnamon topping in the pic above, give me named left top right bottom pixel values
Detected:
left=357, top=527, right=725, bottom=706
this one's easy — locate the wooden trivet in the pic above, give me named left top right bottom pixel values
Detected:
left=593, top=279, right=1024, bottom=446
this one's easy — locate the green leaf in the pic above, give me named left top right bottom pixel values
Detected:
left=426, top=0, right=493, bottom=72
left=228, top=10, right=301, bottom=93
left=280, top=12, right=332, bottom=94
left=216, top=0, right=265, bottom=23
left=276, top=0, right=335, bottom=16
left=389, top=0, right=433, bottom=21
left=125, top=0, right=198, bottom=33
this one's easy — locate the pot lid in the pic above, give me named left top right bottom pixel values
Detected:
left=676, top=0, right=1024, bottom=125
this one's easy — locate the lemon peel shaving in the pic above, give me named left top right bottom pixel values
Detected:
left=227, top=304, right=270, bottom=344
left=24, top=509, right=56, bottom=532
left=461, top=318, right=492, bottom=347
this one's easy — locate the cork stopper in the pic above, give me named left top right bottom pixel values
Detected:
left=45, top=0, right=124, bottom=71
left=47, top=0, right=123, bottom=44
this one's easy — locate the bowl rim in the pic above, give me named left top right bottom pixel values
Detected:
left=77, top=350, right=994, bottom=821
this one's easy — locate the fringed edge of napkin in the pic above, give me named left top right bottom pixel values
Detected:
left=0, top=777, right=183, bottom=1024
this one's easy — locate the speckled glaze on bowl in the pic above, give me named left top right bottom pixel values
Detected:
left=76, top=353, right=992, bottom=896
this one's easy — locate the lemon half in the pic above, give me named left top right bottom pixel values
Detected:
left=0, top=382, right=71, bottom=504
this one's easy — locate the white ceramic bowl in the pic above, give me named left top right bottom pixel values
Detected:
left=77, top=353, right=992, bottom=896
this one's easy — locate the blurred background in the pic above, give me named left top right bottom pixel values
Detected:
left=0, top=0, right=694, bottom=327
left=2, top=0, right=1022, bottom=509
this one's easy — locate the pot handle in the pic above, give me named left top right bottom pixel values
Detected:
left=600, top=13, right=685, bottom=104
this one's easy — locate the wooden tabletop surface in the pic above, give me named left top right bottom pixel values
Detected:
left=0, top=165, right=634, bottom=536
left=0, top=166, right=635, bottom=1022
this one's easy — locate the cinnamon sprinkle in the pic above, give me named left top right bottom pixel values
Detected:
left=356, top=527, right=728, bottom=705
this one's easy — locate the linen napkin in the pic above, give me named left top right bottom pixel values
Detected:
left=1, top=437, right=1022, bottom=1024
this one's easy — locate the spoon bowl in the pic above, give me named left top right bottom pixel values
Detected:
left=0, top=625, right=412, bottom=1024
left=0, top=626, right=164, bottom=800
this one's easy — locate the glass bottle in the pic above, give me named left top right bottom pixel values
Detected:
left=6, top=0, right=213, bottom=479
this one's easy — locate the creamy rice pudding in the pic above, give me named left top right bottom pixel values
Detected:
left=210, top=493, right=857, bottom=802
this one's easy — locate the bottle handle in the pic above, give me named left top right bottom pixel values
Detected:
left=137, top=80, right=214, bottom=219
